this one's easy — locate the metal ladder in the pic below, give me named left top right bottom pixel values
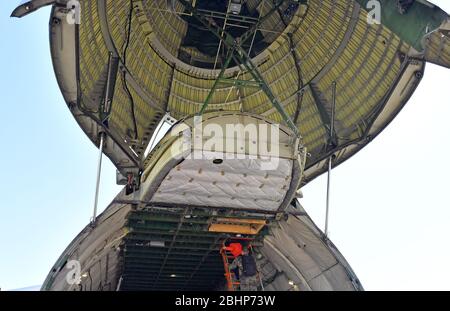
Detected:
left=220, top=246, right=240, bottom=291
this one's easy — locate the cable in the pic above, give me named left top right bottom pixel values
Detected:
left=121, top=0, right=138, bottom=140
left=289, top=34, right=304, bottom=125
left=278, top=3, right=304, bottom=125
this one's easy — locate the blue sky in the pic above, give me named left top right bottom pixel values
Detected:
left=0, top=2, right=122, bottom=290
left=1, top=1, right=450, bottom=291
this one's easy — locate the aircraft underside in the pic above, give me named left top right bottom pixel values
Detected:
left=10, top=0, right=450, bottom=291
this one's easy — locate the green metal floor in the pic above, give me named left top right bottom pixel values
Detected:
left=120, top=206, right=269, bottom=290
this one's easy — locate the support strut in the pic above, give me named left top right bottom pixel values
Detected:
left=91, top=132, right=105, bottom=226
left=324, top=82, right=337, bottom=237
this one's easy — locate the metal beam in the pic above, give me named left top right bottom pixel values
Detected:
left=124, top=260, right=221, bottom=268
left=129, top=228, right=220, bottom=239
left=177, top=0, right=300, bottom=136
left=233, top=52, right=300, bottom=136
left=124, top=256, right=213, bottom=264
left=124, top=242, right=218, bottom=251
left=309, top=83, right=338, bottom=147
left=124, top=250, right=206, bottom=257
left=124, top=266, right=224, bottom=273
left=288, top=33, right=304, bottom=125
left=101, top=52, right=119, bottom=121
left=125, top=235, right=220, bottom=246
left=198, top=49, right=235, bottom=115
left=218, top=78, right=262, bottom=88
left=127, top=261, right=219, bottom=271
left=127, top=214, right=207, bottom=224
left=124, top=266, right=223, bottom=273
left=91, top=132, right=105, bottom=226
left=152, top=208, right=190, bottom=287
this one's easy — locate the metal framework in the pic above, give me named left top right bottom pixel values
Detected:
left=180, top=0, right=300, bottom=136
left=120, top=207, right=268, bottom=291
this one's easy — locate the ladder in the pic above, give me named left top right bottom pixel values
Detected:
left=220, top=245, right=240, bottom=291
left=220, top=240, right=266, bottom=291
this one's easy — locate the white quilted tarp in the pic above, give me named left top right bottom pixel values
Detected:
left=151, top=152, right=293, bottom=211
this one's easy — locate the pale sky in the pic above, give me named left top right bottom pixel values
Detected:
left=302, top=62, right=450, bottom=290
left=1, top=1, right=450, bottom=291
